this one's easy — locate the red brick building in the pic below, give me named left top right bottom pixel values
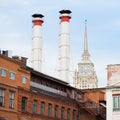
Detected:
left=0, top=54, right=30, bottom=120
left=0, top=53, right=106, bottom=120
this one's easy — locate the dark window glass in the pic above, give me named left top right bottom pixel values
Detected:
left=9, top=91, right=15, bottom=108
left=61, top=107, right=65, bottom=119
left=40, top=102, right=45, bottom=115
left=33, top=100, right=37, bottom=113
left=21, top=97, right=27, bottom=112
left=67, top=108, right=70, bottom=120
left=73, top=110, right=76, bottom=120
left=0, top=89, right=4, bottom=106
left=48, top=103, right=52, bottom=116
left=55, top=105, right=58, bottom=118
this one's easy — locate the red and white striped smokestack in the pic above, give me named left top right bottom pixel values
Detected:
left=59, top=10, right=71, bottom=83
left=31, top=14, right=44, bottom=72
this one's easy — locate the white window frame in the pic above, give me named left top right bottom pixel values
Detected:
left=1, top=68, right=7, bottom=77
left=113, top=95, right=120, bottom=111
left=10, top=71, right=15, bottom=80
left=0, top=88, right=5, bottom=106
left=22, top=76, right=27, bottom=84
left=9, top=91, right=15, bottom=108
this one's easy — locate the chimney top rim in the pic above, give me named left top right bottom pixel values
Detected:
left=59, top=10, right=71, bottom=14
left=32, top=14, right=44, bottom=18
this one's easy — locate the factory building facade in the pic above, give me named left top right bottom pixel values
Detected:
left=0, top=53, right=106, bottom=120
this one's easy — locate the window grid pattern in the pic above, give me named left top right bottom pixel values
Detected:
left=55, top=105, right=58, bottom=118
left=67, top=108, right=70, bottom=120
left=73, top=110, right=76, bottom=120
left=61, top=107, right=65, bottom=119
left=0, top=89, right=4, bottom=106
left=9, top=91, right=15, bottom=108
left=32, top=100, right=37, bottom=113
left=113, top=96, right=120, bottom=111
left=40, top=102, right=45, bottom=115
left=48, top=103, right=52, bottom=116
left=22, top=97, right=27, bottom=112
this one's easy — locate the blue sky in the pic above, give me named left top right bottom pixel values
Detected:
left=0, top=0, right=120, bottom=87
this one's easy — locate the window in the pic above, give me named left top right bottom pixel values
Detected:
left=48, top=103, right=52, bottom=116
left=40, top=102, right=45, bottom=115
left=78, top=110, right=80, bottom=120
left=1, top=69, right=6, bottom=77
left=32, top=100, right=37, bottom=113
left=22, top=76, right=27, bottom=84
left=21, top=97, right=27, bottom=112
left=61, top=107, right=65, bottom=119
left=10, top=72, right=15, bottom=80
left=0, top=89, right=5, bottom=106
left=113, top=96, right=120, bottom=111
left=55, top=105, right=58, bottom=118
left=9, top=91, right=15, bottom=108
left=73, top=110, right=76, bottom=120
left=67, top=108, right=70, bottom=120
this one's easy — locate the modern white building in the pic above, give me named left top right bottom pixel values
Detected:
left=106, top=64, right=120, bottom=120
left=74, top=20, right=98, bottom=89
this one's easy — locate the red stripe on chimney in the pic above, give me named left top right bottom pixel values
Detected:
left=60, top=16, right=71, bottom=22
left=33, top=20, right=43, bottom=26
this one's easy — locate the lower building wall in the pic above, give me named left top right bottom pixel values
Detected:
left=0, top=109, right=18, bottom=120
left=18, top=113, right=56, bottom=120
left=17, top=88, right=79, bottom=120
left=112, top=112, right=120, bottom=120
left=80, top=109, right=96, bottom=120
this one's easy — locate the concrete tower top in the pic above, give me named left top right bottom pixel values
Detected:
left=32, top=14, right=44, bottom=18
left=32, top=13, right=44, bottom=26
left=59, top=10, right=72, bottom=14
left=59, top=10, right=71, bottom=22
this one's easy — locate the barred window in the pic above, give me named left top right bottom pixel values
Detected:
left=48, top=103, right=52, bottom=116
left=73, top=110, right=76, bottom=120
left=67, top=108, right=70, bottom=120
left=33, top=100, right=37, bottom=113
left=61, top=107, right=65, bottom=119
left=55, top=105, right=58, bottom=118
left=0, top=89, right=5, bottom=106
left=40, top=102, right=45, bottom=115
left=21, top=97, right=27, bottom=112
left=9, top=91, right=15, bottom=108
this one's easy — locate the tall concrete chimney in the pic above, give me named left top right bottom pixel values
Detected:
left=59, top=10, right=71, bottom=83
left=31, top=14, right=44, bottom=72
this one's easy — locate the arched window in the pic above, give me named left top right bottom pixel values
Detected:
left=40, top=101, right=45, bottom=115
left=61, top=107, right=65, bottom=119
left=32, top=100, right=37, bottom=113
left=55, top=105, right=58, bottom=118
left=48, top=103, right=52, bottom=116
